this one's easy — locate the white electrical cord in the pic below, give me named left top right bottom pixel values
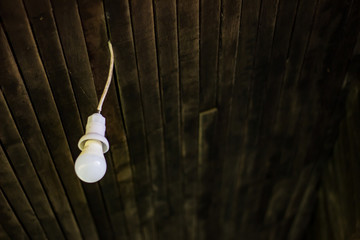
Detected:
left=97, top=41, right=114, bottom=113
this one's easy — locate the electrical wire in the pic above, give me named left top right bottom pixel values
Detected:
left=97, top=41, right=114, bottom=113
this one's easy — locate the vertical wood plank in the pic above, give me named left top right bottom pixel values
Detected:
left=232, top=0, right=279, bottom=236
left=221, top=0, right=261, bottom=237
left=197, top=108, right=218, bottom=240
left=129, top=0, right=168, bottom=238
left=153, top=0, right=183, bottom=238
left=245, top=0, right=279, bottom=171
left=0, top=141, right=46, bottom=239
left=177, top=0, right=200, bottom=239
left=0, top=188, right=28, bottom=240
left=288, top=0, right=349, bottom=172
left=260, top=0, right=299, bottom=135
left=104, top=0, right=151, bottom=239
left=275, top=0, right=319, bottom=135
left=214, top=0, right=242, bottom=238
left=200, top=0, right=221, bottom=110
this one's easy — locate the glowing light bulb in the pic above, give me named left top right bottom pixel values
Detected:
left=75, top=140, right=107, bottom=183
left=74, top=113, right=109, bottom=183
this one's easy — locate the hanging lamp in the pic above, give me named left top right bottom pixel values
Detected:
left=74, top=41, right=114, bottom=183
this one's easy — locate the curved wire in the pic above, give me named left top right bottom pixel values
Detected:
left=97, top=41, right=114, bottom=113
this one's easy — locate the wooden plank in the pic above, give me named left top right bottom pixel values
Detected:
left=21, top=0, right=82, bottom=156
left=197, top=108, right=218, bottom=240
left=50, top=0, right=98, bottom=120
left=200, top=0, right=220, bottom=110
left=0, top=24, right=65, bottom=240
left=104, top=0, right=153, bottom=239
left=76, top=1, right=134, bottom=239
left=318, top=0, right=360, bottom=109
left=0, top=188, right=28, bottom=240
left=260, top=0, right=299, bottom=135
left=288, top=171, right=319, bottom=240
left=245, top=0, right=279, bottom=173
left=0, top=1, right=87, bottom=238
left=223, top=1, right=279, bottom=236
left=290, top=0, right=351, bottom=172
left=217, top=1, right=261, bottom=237
left=129, top=0, right=169, bottom=238
left=216, top=0, right=242, bottom=110
left=50, top=0, right=114, bottom=238
left=153, top=0, right=183, bottom=238
left=237, top=0, right=299, bottom=228
left=208, top=0, right=243, bottom=237
left=0, top=142, right=46, bottom=239
left=0, top=224, right=10, bottom=240
left=177, top=0, right=200, bottom=239
left=20, top=1, right=100, bottom=239
left=275, top=0, right=318, bottom=134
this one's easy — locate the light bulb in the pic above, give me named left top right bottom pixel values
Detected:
left=75, top=140, right=107, bottom=183
left=74, top=113, right=109, bottom=183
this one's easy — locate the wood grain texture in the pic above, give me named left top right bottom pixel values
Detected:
left=198, top=108, right=218, bottom=240
left=177, top=0, right=200, bottom=239
left=0, top=141, right=46, bottom=239
left=104, top=0, right=151, bottom=239
left=0, top=23, right=65, bottom=240
left=309, top=14, right=360, bottom=239
left=215, top=0, right=242, bottom=238
left=153, top=0, right=183, bottom=238
left=20, top=1, right=99, bottom=238
left=129, top=0, right=167, bottom=237
left=200, top=0, right=220, bottom=111
left=0, top=188, right=28, bottom=240
left=0, top=0, right=358, bottom=238
left=0, top=224, right=10, bottom=240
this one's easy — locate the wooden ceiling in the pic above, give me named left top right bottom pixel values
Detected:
left=0, top=0, right=359, bottom=239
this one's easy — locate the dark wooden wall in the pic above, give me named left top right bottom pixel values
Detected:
left=0, top=0, right=359, bottom=239
left=310, top=39, right=360, bottom=240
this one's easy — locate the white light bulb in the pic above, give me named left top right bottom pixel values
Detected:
left=75, top=140, right=107, bottom=183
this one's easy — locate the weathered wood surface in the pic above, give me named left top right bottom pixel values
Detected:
left=0, top=224, right=10, bottom=240
left=178, top=0, right=200, bottom=239
left=153, top=0, right=183, bottom=238
left=0, top=139, right=46, bottom=239
left=0, top=0, right=358, bottom=239
left=0, top=188, right=28, bottom=240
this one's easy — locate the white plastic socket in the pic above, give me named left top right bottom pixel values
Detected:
left=78, top=113, right=109, bottom=153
